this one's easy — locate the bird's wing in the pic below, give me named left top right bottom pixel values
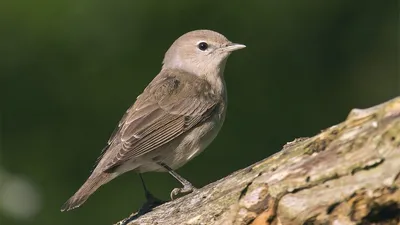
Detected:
left=103, top=69, right=220, bottom=172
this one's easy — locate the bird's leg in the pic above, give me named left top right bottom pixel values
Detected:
left=136, top=173, right=165, bottom=215
left=157, top=162, right=197, bottom=199
left=139, top=173, right=156, bottom=201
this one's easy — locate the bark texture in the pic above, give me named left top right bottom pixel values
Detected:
left=116, top=97, right=400, bottom=225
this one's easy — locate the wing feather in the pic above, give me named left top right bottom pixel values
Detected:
left=103, top=69, right=219, bottom=172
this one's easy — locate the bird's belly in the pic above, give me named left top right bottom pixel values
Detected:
left=137, top=114, right=224, bottom=173
left=171, top=119, right=222, bottom=168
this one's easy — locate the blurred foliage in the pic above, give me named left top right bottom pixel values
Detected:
left=1, top=0, right=398, bottom=224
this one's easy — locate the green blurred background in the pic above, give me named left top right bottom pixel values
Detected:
left=1, top=0, right=398, bottom=224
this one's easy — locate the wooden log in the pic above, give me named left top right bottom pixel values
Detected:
left=116, top=97, right=400, bottom=225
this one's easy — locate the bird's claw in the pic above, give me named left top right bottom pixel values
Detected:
left=170, top=185, right=197, bottom=200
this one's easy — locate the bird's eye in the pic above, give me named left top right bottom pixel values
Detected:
left=197, top=42, right=208, bottom=51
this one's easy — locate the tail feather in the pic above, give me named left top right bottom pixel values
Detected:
left=61, top=173, right=113, bottom=212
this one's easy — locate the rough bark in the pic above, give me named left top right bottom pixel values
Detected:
left=116, top=97, right=400, bottom=225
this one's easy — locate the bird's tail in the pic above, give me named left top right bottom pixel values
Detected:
left=61, top=172, right=115, bottom=212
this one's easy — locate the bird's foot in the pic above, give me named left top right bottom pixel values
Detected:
left=140, top=191, right=166, bottom=213
left=170, top=184, right=197, bottom=200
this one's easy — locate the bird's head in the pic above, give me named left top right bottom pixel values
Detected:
left=162, top=30, right=246, bottom=77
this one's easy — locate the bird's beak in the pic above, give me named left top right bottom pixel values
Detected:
left=222, top=43, right=246, bottom=52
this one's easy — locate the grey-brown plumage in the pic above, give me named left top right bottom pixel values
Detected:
left=61, top=30, right=245, bottom=212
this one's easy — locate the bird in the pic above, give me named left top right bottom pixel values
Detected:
left=61, top=29, right=246, bottom=212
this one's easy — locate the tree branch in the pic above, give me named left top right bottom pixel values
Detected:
left=116, top=97, right=400, bottom=225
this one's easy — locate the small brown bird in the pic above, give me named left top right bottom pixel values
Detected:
left=61, top=29, right=245, bottom=211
